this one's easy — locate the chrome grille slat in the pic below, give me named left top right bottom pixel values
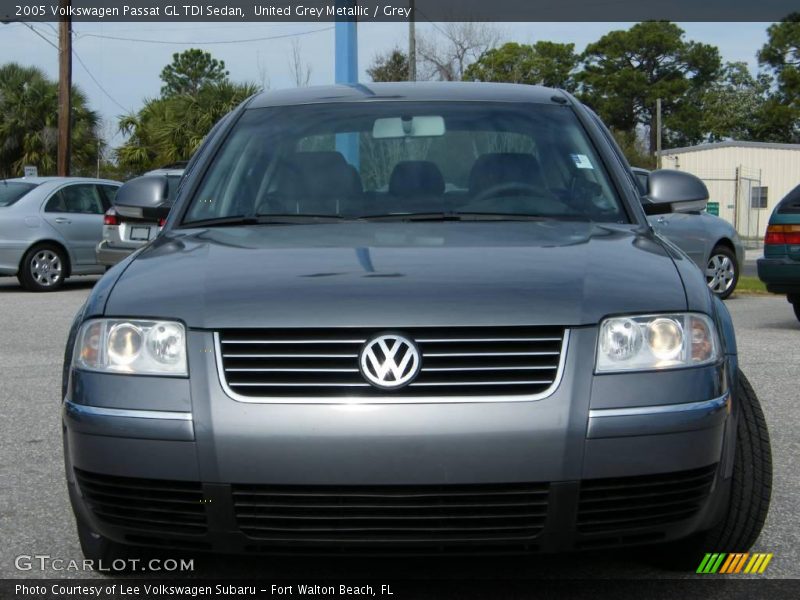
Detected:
left=422, top=351, right=560, bottom=357
left=217, top=327, right=566, bottom=399
left=222, top=339, right=367, bottom=344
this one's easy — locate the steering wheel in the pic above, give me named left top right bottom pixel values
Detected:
left=469, top=182, right=548, bottom=207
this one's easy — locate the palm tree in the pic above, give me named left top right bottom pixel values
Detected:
left=0, top=63, right=101, bottom=178
left=117, top=81, right=259, bottom=172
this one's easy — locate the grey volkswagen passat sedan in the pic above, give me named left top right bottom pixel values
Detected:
left=62, top=83, right=771, bottom=567
left=0, top=177, right=120, bottom=291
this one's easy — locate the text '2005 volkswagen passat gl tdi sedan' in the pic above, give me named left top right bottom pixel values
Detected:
left=62, top=83, right=771, bottom=567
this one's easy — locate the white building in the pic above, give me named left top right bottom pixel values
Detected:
left=658, top=141, right=800, bottom=239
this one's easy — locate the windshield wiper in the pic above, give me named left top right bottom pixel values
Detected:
left=356, top=212, right=557, bottom=222
left=182, top=214, right=347, bottom=228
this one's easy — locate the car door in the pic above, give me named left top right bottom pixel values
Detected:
left=41, top=184, right=107, bottom=266
left=649, top=212, right=709, bottom=267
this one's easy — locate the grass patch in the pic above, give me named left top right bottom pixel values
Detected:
left=734, top=276, right=769, bottom=295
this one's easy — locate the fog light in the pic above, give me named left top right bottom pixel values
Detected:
left=599, top=318, right=643, bottom=362
left=146, top=323, right=184, bottom=365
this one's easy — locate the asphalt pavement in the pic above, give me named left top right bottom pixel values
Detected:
left=0, top=275, right=797, bottom=584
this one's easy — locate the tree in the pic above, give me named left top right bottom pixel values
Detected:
left=0, top=63, right=100, bottom=178
left=463, top=41, right=578, bottom=91
left=417, top=22, right=499, bottom=81
left=367, top=48, right=409, bottom=82
left=288, top=40, right=312, bottom=88
left=160, top=49, right=229, bottom=97
left=698, top=62, right=772, bottom=142
left=117, top=81, right=258, bottom=171
left=578, top=21, right=721, bottom=154
left=757, top=14, right=800, bottom=141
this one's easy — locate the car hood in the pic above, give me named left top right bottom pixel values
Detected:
left=104, top=221, right=687, bottom=328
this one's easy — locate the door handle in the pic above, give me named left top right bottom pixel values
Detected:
left=54, top=217, right=71, bottom=224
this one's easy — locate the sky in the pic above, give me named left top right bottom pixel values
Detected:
left=0, top=21, right=773, bottom=147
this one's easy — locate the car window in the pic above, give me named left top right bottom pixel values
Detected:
left=166, top=175, right=182, bottom=206
left=634, top=172, right=649, bottom=195
left=183, top=102, right=628, bottom=224
left=46, top=184, right=105, bottom=214
left=99, top=185, right=119, bottom=207
left=777, top=184, right=800, bottom=215
left=0, top=182, right=37, bottom=207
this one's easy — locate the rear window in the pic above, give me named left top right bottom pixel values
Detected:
left=776, top=184, right=800, bottom=215
left=0, top=182, right=37, bottom=207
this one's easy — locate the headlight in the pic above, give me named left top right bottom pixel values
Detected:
left=74, top=319, right=187, bottom=376
left=596, top=313, right=719, bottom=373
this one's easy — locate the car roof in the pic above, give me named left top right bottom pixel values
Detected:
left=246, top=82, right=571, bottom=109
left=3, top=176, right=121, bottom=185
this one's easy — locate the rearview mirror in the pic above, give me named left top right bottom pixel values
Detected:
left=372, top=116, right=445, bottom=139
left=642, top=169, right=708, bottom=215
left=114, top=175, right=171, bottom=220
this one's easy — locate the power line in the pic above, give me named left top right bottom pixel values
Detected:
left=15, top=22, right=129, bottom=114
left=76, top=26, right=334, bottom=45
left=18, top=22, right=59, bottom=50
left=71, top=46, right=130, bottom=114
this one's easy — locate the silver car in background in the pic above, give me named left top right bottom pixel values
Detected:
left=0, top=177, right=121, bottom=291
left=632, top=168, right=744, bottom=299
left=96, top=165, right=185, bottom=266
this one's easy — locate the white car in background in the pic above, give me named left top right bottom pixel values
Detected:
left=632, top=167, right=745, bottom=299
left=0, top=177, right=121, bottom=291
left=96, top=164, right=185, bottom=266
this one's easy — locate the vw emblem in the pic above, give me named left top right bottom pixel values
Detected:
left=359, top=334, right=421, bottom=389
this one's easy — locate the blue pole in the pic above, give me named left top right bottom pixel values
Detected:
left=335, top=1, right=358, bottom=167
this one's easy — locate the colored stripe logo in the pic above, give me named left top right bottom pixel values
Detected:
left=697, top=553, right=773, bottom=574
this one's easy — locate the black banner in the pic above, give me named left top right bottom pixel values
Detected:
left=3, top=579, right=800, bottom=600
left=1, top=0, right=799, bottom=23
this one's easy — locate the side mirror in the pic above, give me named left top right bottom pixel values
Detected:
left=641, top=169, right=708, bottom=215
left=114, top=175, right=171, bottom=220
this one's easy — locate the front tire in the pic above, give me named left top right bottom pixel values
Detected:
left=658, top=369, right=772, bottom=568
left=706, top=245, right=739, bottom=300
left=18, top=243, right=67, bottom=292
left=790, top=297, right=800, bottom=322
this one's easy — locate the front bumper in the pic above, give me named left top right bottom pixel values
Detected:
left=63, top=328, right=736, bottom=555
left=757, top=256, right=800, bottom=295
left=96, top=240, right=136, bottom=267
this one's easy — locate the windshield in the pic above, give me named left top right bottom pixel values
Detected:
left=0, top=182, right=37, bottom=207
left=183, top=102, right=627, bottom=225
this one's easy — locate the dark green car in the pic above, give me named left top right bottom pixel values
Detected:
left=758, top=184, right=800, bottom=321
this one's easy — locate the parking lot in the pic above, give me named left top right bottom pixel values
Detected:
left=0, top=275, right=797, bottom=581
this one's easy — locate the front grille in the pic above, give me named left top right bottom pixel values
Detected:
left=577, top=464, right=717, bottom=534
left=232, top=482, right=549, bottom=547
left=217, top=326, right=566, bottom=398
left=74, top=469, right=208, bottom=535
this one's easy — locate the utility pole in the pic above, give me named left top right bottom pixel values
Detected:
left=655, top=98, right=662, bottom=170
left=57, top=0, right=72, bottom=176
left=408, top=0, right=416, bottom=81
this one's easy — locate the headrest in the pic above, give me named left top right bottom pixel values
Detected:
left=279, top=151, right=356, bottom=197
left=389, top=161, right=445, bottom=197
